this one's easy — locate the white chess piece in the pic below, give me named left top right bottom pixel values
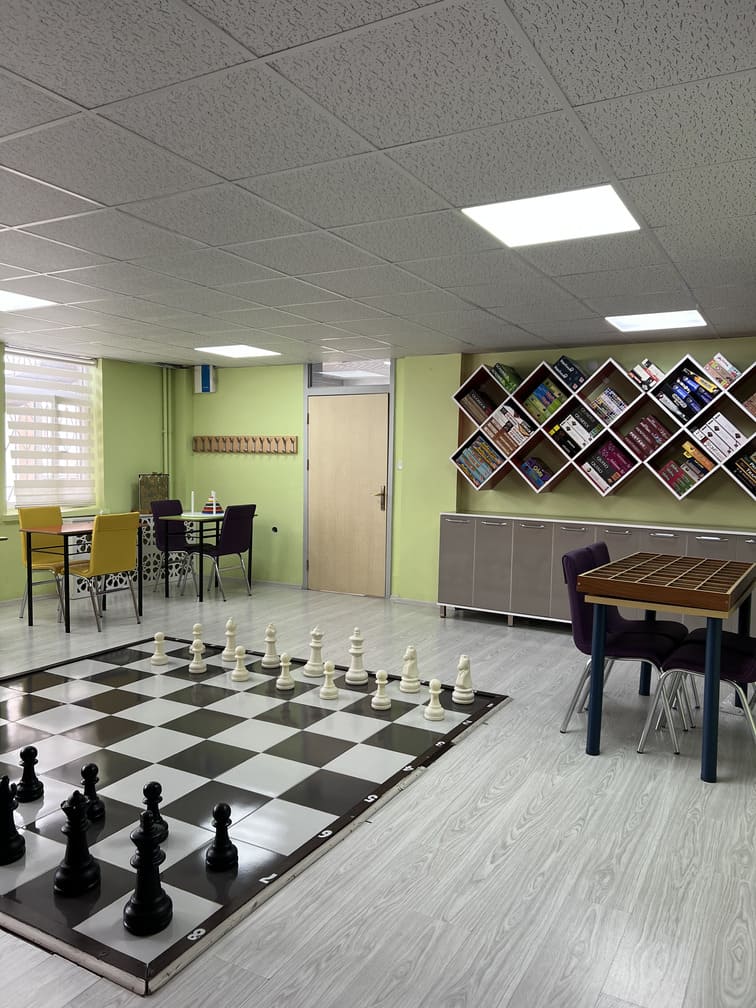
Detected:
left=221, top=618, right=237, bottom=663
left=319, top=661, right=339, bottom=700
left=399, top=645, right=420, bottom=693
left=188, top=635, right=206, bottom=675
left=424, top=679, right=445, bottom=721
left=261, top=623, right=279, bottom=668
left=371, top=669, right=391, bottom=710
left=452, top=655, right=475, bottom=704
left=230, top=645, right=249, bottom=682
left=345, top=627, right=368, bottom=685
left=150, top=631, right=168, bottom=666
left=303, top=626, right=325, bottom=678
left=276, top=652, right=295, bottom=691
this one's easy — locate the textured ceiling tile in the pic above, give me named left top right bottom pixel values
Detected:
left=578, top=73, right=756, bottom=177
left=124, top=185, right=310, bottom=246
left=302, top=265, right=433, bottom=298
left=463, top=329, right=547, bottom=351
left=0, top=231, right=108, bottom=271
left=27, top=210, right=203, bottom=259
left=582, top=291, right=698, bottom=316
left=517, top=317, right=617, bottom=343
left=158, top=315, right=249, bottom=334
left=449, top=278, right=588, bottom=312
left=559, top=264, right=688, bottom=299
left=654, top=215, right=756, bottom=261
left=0, top=274, right=107, bottom=303
left=332, top=210, right=501, bottom=261
left=240, top=154, right=446, bottom=227
left=412, top=309, right=521, bottom=341
left=49, top=262, right=193, bottom=297
left=9, top=304, right=107, bottom=327
left=389, top=113, right=607, bottom=206
left=213, top=307, right=313, bottom=328
left=260, top=322, right=356, bottom=342
left=704, top=306, right=756, bottom=333
left=624, top=159, right=756, bottom=227
left=518, top=231, right=667, bottom=276
left=143, top=287, right=262, bottom=314
left=63, top=293, right=179, bottom=322
left=130, top=249, right=280, bottom=286
left=0, top=261, right=31, bottom=280
left=673, top=257, right=756, bottom=288
left=0, top=0, right=250, bottom=107
left=184, top=0, right=420, bottom=55
left=509, top=0, right=756, bottom=104
left=358, top=289, right=471, bottom=315
left=688, top=283, right=756, bottom=310
left=0, top=73, right=75, bottom=136
left=281, top=300, right=389, bottom=323
left=399, top=249, right=533, bottom=287
left=271, top=1, right=557, bottom=146
left=0, top=168, right=98, bottom=227
left=0, top=116, right=218, bottom=204
left=103, top=64, right=371, bottom=178
left=387, top=331, right=472, bottom=353
left=224, top=232, right=380, bottom=274
left=214, top=277, right=337, bottom=306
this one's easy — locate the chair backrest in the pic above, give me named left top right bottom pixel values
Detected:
left=150, top=499, right=189, bottom=551
left=586, top=541, right=625, bottom=633
left=18, top=505, right=63, bottom=567
left=561, top=545, right=603, bottom=656
left=217, top=504, right=256, bottom=555
left=88, top=512, right=140, bottom=577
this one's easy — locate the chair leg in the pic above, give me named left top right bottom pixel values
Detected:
left=127, top=577, right=141, bottom=625
left=86, top=578, right=103, bottom=631
left=560, top=658, right=591, bottom=733
left=18, top=585, right=28, bottom=619
left=639, top=670, right=681, bottom=754
left=237, top=553, right=251, bottom=596
left=730, top=682, right=756, bottom=746
left=209, top=559, right=226, bottom=602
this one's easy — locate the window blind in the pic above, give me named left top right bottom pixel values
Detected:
left=5, top=350, right=98, bottom=509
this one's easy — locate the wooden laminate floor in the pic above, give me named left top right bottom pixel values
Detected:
left=1, top=580, right=754, bottom=1008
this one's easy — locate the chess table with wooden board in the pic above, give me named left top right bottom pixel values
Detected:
left=0, top=637, right=508, bottom=995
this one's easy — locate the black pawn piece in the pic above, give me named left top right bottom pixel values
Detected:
left=123, top=810, right=173, bottom=936
left=0, top=776, right=25, bottom=866
left=205, top=803, right=238, bottom=872
left=54, top=790, right=101, bottom=896
left=16, top=746, right=44, bottom=803
left=81, top=764, right=105, bottom=822
left=142, top=781, right=168, bottom=844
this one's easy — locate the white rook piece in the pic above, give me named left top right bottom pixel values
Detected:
left=371, top=669, right=391, bottom=710
left=231, top=646, right=250, bottom=682
left=424, top=679, right=445, bottom=721
left=221, top=618, right=237, bottom=663
left=303, top=627, right=325, bottom=678
left=345, top=628, right=368, bottom=685
left=319, top=661, right=339, bottom=700
left=150, top=632, right=168, bottom=666
left=452, top=655, right=475, bottom=704
left=261, top=623, right=279, bottom=669
left=276, top=653, right=295, bottom=691
left=188, top=625, right=206, bottom=674
left=399, top=645, right=420, bottom=693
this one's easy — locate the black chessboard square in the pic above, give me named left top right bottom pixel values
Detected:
left=85, top=667, right=156, bottom=689
left=160, top=660, right=227, bottom=683
left=69, top=689, right=147, bottom=716
left=162, top=838, right=286, bottom=907
left=162, top=709, right=246, bottom=740
left=0, top=722, right=51, bottom=752
left=254, top=701, right=332, bottom=731
left=341, top=694, right=417, bottom=722
left=46, top=747, right=150, bottom=789
left=245, top=677, right=315, bottom=700
left=159, top=740, right=254, bottom=778
left=279, top=769, right=378, bottom=816
left=332, top=673, right=373, bottom=694
left=7, top=861, right=135, bottom=932
left=363, top=722, right=444, bottom=757
left=87, top=646, right=154, bottom=667
left=265, top=732, right=354, bottom=768
left=61, top=716, right=151, bottom=749
left=0, top=694, right=62, bottom=722
left=4, top=671, right=70, bottom=694
left=161, top=781, right=270, bottom=830
left=167, top=683, right=237, bottom=708
left=27, top=796, right=142, bottom=846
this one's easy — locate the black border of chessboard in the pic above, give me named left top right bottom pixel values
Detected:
left=0, top=637, right=510, bottom=995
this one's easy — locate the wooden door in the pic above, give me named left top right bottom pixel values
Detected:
left=307, top=394, right=388, bottom=596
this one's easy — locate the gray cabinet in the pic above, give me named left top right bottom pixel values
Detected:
left=438, top=515, right=475, bottom=609
left=683, top=531, right=739, bottom=632
left=551, top=523, right=596, bottom=620
left=473, top=518, right=513, bottom=612
left=511, top=520, right=552, bottom=618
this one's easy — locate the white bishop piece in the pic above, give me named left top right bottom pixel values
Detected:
left=221, top=618, right=237, bottom=663
left=303, top=626, right=325, bottom=678
left=261, top=623, right=279, bottom=668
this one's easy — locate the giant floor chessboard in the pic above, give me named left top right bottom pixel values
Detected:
left=0, top=636, right=509, bottom=994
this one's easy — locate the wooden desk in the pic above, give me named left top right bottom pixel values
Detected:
left=577, top=552, right=756, bottom=783
left=24, top=521, right=143, bottom=633
left=157, top=513, right=225, bottom=603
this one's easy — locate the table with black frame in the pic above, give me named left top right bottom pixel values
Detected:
left=158, top=512, right=252, bottom=602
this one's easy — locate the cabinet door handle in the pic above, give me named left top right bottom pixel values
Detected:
left=561, top=526, right=586, bottom=532
left=650, top=532, right=677, bottom=538
left=481, top=521, right=508, bottom=526
left=603, top=529, right=632, bottom=535
left=444, top=518, right=470, bottom=524
left=520, top=522, right=545, bottom=528
left=695, top=535, right=726, bottom=541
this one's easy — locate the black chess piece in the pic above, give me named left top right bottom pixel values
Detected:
left=142, top=781, right=168, bottom=844
left=15, top=746, right=44, bottom=803
left=81, top=764, right=105, bottom=822
left=123, top=810, right=173, bottom=936
left=53, top=790, right=101, bottom=896
left=0, top=776, right=25, bottom=866
left=205, top=803, right=238, bottom=872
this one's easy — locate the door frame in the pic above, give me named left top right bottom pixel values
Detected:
left=303, top=368, right=395, bottom=597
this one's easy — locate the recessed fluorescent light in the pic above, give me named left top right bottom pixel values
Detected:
left=605, top=310, right=707, bottom=333
left=461, top=184, right=640, bottom=247
left=194, top=344, right=281, bottom=358
left=0, top=292, right=56, bottom=312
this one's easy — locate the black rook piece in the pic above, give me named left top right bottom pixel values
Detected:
left=143, top=781, right=168, bottom=844
left=54, top=790, right=101, bottom=896
left=123, top=810, right=173, bottom=936
left=81, top=764, right=105, bottom=821
left=205, top=802, right=238, bottom=872
left=16, top=746, right=44, bottom=803
left=0, top=776, right=25, bottom=865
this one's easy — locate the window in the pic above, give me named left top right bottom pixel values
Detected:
left=309, top=359, right=390, bottom=388
left=4, top=349, right=99, bottom=510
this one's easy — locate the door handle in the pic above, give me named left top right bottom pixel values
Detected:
left=373, top=486, right=386, bottom=511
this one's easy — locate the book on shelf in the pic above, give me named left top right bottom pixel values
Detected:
left=729, top=450, right=756, bottom=491
left=656, top=460, right=695, bottom=495
left=491, top=363, right=522, bottom=393
left=743, top=392, right=756, bottom=418
left=548, top=421, right=581, bottom=457
left=681, top=441, right=715, bottom=471
left=637, top=415, right=672, bottom=445
left=519, top=456, right=554, bottom=489
left=552, top=355, right=587, bottom=390
left=580, top=461, right=611, bottom=493
left=702, top=353, right=742, bottom=389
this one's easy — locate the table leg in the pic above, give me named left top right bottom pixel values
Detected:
left=738, top=595, right=751, bottom=637
left=164, top=524, right=170, bottom=598
left=25, top=531, right=34, bottom=627
left=638, top=610, right=655, bottom=696
left=586, top=603, right=606, bottom=756
left=63, top=541, right=71, bottom=634
left=198, top=522, right=205, bottom=603
left=246, top=521, right=253, bottom=590
left=701, top=616, right=722, bottom=783
left=137, top=526, right=143, bottom=616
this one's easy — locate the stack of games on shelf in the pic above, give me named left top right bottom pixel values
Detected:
left=690, top=412, right=745, bottom=461
left=561, top=405, right=602, bottom=447
left=621, top=414, right=673, bottom=459
left=702, top=352, right=742, bottom=389
left=728, top=448, right=756, bottom=492
left=743, top=393, right=756, bottom=419
left=547, top=420, right=581, bottom=458
left=455, top=434, right=504, bottom=487
left=490, top=363, right=522, bottom=394
left=580, top=442, right=634, bottom=492
left=520, top=456, right=554, bottom=489
left=521, top=378, right=567, bottom=422
left=627, top=358, right=665, bottom=390
left=655, top=442, right=714, bottom=496
left=482, top=405, right=535, bottom=455
left=458, top=387, right=496, bottom=423
left=552, top=355, right=587, bottom=390
left=654, top=365, right=719, bottom=421
left=586, top=386, right=630, bottom=422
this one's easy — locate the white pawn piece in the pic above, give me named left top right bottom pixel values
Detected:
left=150, top=632, right=168, bottom=666
left=302, top=626, right=325, bottom=678
left=424, top=679, right=445, bottom=721
left=345, top=627, right=368, bottom=685
left=231, top=645, right=250, bottom=682
left=188, top=635, right=206, bottom=674
left=190, top=623, right=204, bottom=661
left=452, top=655, right=475, bottom=704
left=221, top=618, right=237, bottom=663
left=399, top=645, right=421, bottom=693
left=276, top=653, right=295, bottom=691
left=371, top=669, right=392, bottom=711
left=319, top=661, right=339, bottom=700
left=260, top=623, right=279, bottom=669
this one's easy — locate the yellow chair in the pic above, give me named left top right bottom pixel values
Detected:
left=63, top=512, right=141, bottom=632
left=18, top=505, right=65, bottom=620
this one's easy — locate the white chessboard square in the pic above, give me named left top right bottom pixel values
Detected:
left=202, top=669, right=271, bottom=691
left=289, top=685, right=366, bottom=711
left=93, top=816, right=213, bottom=871
left=303, top=710, right=390, bottom=744
left=51, top=658, right=124, bottom=680
left=215, top=753, right=317, bottom=797
left=107, top=727, right=197, bottom=763
left=206, top=692, right=285, bottom=719
left=75, top=883, right=222, bottom=964
left=10, top=775, right=76, bottom=826
left=121, top=655, right=188, bottom=674
left=0, top=686, right=22, bottom=700
left=323, top=743, right=417, bottom=783
left=289, top=665, right=329, bottom=684
left=231, top=799, right=334, bottom=856
left=0, top=735, right=99, bottom=774
left=34, top=680, right=113, bottom=703
left=0, top=830, right=66, bottom=895
left=117, top=675, right=192, bottom=698
left=392, top=706, right=470, bottom=733
left=100, top=763, right=208, bottom=806
left=384, top=679, right=427, bottom=704
left=17, top=705, right=108, bottom=734
left=211, top=719, right=297, bottom=752
left=119, top=697, right=197, bottom=725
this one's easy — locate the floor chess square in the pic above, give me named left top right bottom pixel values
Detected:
left=0, top=637, right=509, bottom=994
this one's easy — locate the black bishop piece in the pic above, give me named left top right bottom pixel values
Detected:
left=123, top=810, right=173, bottom=936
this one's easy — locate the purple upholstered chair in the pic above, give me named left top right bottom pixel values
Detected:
left=150, top=499, right=197, bottom=595
left=183, top=503, right=256, bottom=601
left=560, top=545, right=682, bottom=748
